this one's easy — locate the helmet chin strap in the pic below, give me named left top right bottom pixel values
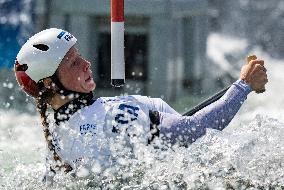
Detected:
left=50, top=73, right=87, bottom=97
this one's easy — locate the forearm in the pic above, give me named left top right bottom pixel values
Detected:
left=193, top=79, right=251, bottom=130
left=158, top=79, right=251, bottom=145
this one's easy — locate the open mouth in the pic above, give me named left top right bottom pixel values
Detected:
left=85, top=75, right=93, bottom=82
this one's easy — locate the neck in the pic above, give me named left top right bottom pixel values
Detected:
left=53, top=92, right=95, bottom=125
left=50, top=93, right=73, bottom=110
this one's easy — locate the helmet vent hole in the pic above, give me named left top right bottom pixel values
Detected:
left=33, top=44, right=49, bottom=51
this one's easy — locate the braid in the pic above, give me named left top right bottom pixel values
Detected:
left=36, top=80, right=73, bottom=173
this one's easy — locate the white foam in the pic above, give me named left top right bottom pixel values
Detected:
left=1, top=33, right=284, bottom=188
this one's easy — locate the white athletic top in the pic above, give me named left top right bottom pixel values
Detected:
left=52, top=95, right=178, bottom=169
left=45, top=80, right=250, bottom=180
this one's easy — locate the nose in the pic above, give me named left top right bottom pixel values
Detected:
left=81, top=59, right=91, bottom=72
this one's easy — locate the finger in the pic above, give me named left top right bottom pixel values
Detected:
left=256, top=89, right=266, bottom=94
left=263, top=77, right=268, bottom=84
left=250, top=69, right=267, bottom=82
left=255, top=71, right=267, bottom=79
left=263, top=72, right=268, bottom=81
left=258, top=74, right=268, bottom=83
left=255, top=63, right=265, bottom=71
left=246, top=55, right=257, bottom=64
left=242, top=57, right=259, bottom=76
left=250, top=60, right=265, bottom=67
left=252, top=64, right=266, bottom=73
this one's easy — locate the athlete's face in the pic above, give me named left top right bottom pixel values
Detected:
left=57, top=47, right=96, bottom=93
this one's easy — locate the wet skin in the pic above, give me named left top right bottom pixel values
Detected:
left=57, top=47, right=96, bottom=93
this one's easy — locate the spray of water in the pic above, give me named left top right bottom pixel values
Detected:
left=1, top=32, right=284, bottom=189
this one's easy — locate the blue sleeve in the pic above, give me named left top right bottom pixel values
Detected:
left=191, top=79, right=251, bottom=130
left=159, top=79, right=251, bottom=145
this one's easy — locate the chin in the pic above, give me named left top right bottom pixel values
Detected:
left=85, top=82, right=96, bottom=92
left=90, top=86, right=96, bottom=91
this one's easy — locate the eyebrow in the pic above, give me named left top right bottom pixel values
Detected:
left=68, top=53, right=77, bottom=65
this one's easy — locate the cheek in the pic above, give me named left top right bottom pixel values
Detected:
left=58, top=62, right=87, bottom=92
left=70, top=72, right=82, bottom=83
left=61, top=70, right=82, bottom=89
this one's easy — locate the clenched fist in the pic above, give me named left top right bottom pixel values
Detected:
left=239, top=55, right=268, bottom=93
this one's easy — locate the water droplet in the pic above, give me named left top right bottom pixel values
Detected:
left=76, top=166, right=90, bottom=177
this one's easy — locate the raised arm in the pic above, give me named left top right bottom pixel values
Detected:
left=158, top=56, right=268, bottom=145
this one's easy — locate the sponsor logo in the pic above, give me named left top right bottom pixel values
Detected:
left=57, top=31, right=66, bottom=39
left=57, top=31, right=74, bottom=41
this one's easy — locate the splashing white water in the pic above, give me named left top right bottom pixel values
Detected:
left=1, top=33, right=284, bottom=189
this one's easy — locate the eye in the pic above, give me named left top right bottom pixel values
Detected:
left=71, top=60, right=77, bottom=67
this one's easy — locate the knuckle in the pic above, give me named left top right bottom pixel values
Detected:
left=264, top=73, right=268, bottom=77
left=256, top=66, right=266, bottom=73
left=255, top=64, right=262, bottom=68
left=263, top=67, right=267, bottom=72
left=249, top=60, right=256, bottom=66
left=251, top=60, right=264, bottom=66
left=258, top=60, right=264, bottom=65
left=254, top=70, right=263, bottom=76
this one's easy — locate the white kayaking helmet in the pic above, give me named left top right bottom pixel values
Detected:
left=15, top=28, right=77, bottom=97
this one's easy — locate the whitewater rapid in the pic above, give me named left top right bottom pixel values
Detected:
left=1, top=34, right=284, bottom=189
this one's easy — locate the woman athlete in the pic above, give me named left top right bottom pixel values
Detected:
left=14, top=28, right=268, bottom=180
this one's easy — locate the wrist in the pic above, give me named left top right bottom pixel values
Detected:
left=234, top=79, right=252, bottom=94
